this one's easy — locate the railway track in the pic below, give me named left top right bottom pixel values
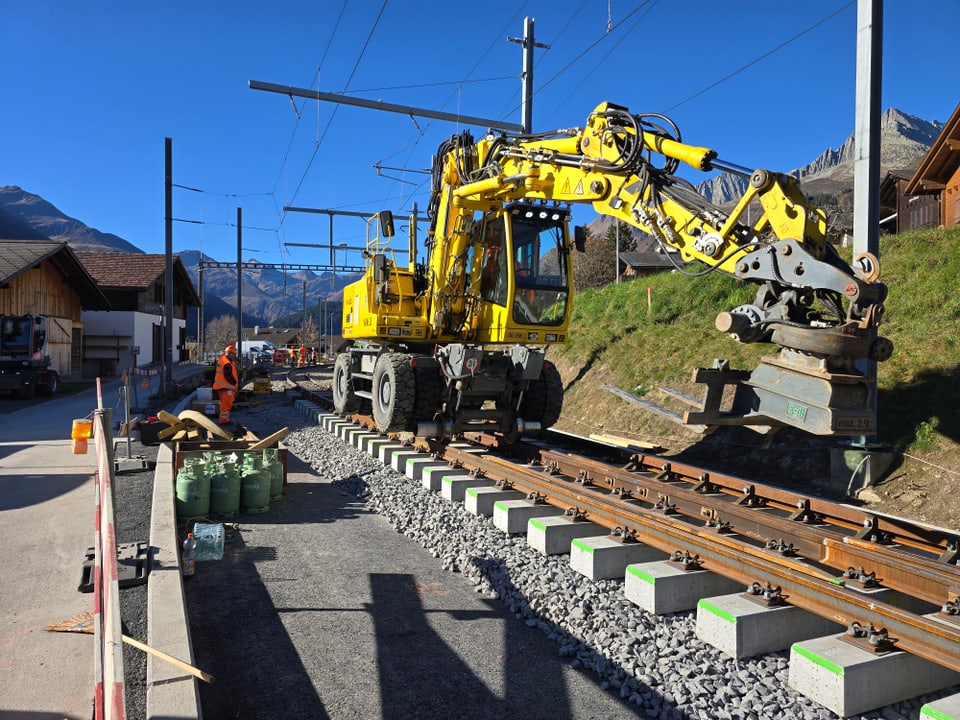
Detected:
left=284, top=364, right=960, bottom=715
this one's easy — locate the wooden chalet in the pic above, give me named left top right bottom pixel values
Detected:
left=905, top=101, right=960, bottom=229
left=0, top=240, right=109, bottom=378
left=617, top=249, right=682, bottom=279
left=878, top=171, right=939, bottom=235
left=76, top=252, right=200, bottom=376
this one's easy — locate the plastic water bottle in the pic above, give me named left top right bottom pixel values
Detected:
left=182, top=532, right=197, bottom=580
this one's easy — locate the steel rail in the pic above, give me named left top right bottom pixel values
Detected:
left=529, top=449, right=960, bottom=608
left=424, top=441, right=960, bottom=673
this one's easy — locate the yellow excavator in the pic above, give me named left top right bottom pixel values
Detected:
left=334, top=101, right=891, bottom=441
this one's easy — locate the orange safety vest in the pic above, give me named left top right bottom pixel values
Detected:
left=299, top=346, right=307, bottom=361
left=213, top=354, right=237, bottom=391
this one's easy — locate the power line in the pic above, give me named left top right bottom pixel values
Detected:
left=532, top=1, right=654, bottom=99
left=544, top=1, right=658, bottom=124
left=285, top=0, right=390, bottom=212
left=270, top=0, right=349, bottom=200
left=665, top=1, right=855, bottom=112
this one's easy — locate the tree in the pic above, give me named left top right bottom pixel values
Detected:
left=572, top=220, right=636, bottom=291
left=205, top=315, right=236, bottom=357
left=302, top=316, right=319, bottom=347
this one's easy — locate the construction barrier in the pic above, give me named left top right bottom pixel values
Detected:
left=92, top=382, right=126, bottom=720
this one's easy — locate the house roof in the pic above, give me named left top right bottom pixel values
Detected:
left=76, top=252, right=201, bottom=306
left=905, top=101, right=960, bottom=195
left=0, top=239, right=110, bottom=309
left=619, top=250, right=681, bottom=269
left=242, top=326, right=301, bottom=347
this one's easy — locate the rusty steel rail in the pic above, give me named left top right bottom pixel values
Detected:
left=420, top=439, right=960, bottom=673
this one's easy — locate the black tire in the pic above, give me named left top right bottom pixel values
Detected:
left=414, top=365, right=444, bottom=422
left=332, top=353, right=360, bottom=415
left=520, top=361, right=564, bottom=429
left=372, top=353, right=415, bottom=432
left=38, top=370, right=58, bottom=396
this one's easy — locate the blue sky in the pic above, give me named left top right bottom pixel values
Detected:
left=2, top=1, right=957, bottom=268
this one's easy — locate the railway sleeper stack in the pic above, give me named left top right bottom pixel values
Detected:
left=291, top=397, right=960, bottom=717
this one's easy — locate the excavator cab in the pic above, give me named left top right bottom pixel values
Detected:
left=473, top=204, right=573, bottom=344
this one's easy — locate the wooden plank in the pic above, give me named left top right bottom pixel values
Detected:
left=177, top=410, right=233, bottom=440
left=589, top=433, right=665, bottom=453
left=247, top=428, right=290, bottom=450
left=157, top=410, right=181, bottom=427
left=157, top=421, right=190, bottom=440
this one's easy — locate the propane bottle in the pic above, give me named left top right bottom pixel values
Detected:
left=263, top=448, right=284, bottom=501
left=240, top=453, right=270, bottom=514
left=176, top=457, right=210, bottom=519
left=210, top=455, right=241, bottom=519
left=181, top=532, right=197, bottom=579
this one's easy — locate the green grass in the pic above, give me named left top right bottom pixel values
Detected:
left=556, top=226, right=960, bottom=452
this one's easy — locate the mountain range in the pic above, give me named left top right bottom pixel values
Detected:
left=0, top=107, right=942, bottom=326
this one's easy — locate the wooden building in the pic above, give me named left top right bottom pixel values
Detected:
left=0, top=240, right=109, bottom=377
left=617, top=249, right=683, bottom=279
left=905, top=101, right=960, bottom=229
left=76, top=253, right=201, bottom=376
left=878, top=172, right=939, bottom=234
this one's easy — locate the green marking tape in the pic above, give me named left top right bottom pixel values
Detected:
left=572, top=539, right=595, bottom=555
left=697, top=599, right=737, bottom=625
left=920, top=704, right=957, bottom=720
left=792, top=644, right=844, bottom=677
left=626, top=565, right=654, bottom=584
left=529, top=519, right=546, bottom=532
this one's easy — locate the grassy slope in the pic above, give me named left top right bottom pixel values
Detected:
left=550, top=227, right=960, bottom=526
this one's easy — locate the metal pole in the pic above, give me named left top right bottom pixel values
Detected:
left=853, top=0, right=882, bottom=442
left=521, top=17, right=535, bottom=134
left=236, top=207, right=243, bottom=362
left=250, top=80, right=523, bottom=133
left=509, top=17, right=548, bottom=135
left=164, top=138, right=173, bottom=387
left=197, top=261, right=204, bottom=360
left=615, top=223, right=620, bottom=284
left=301, top=279, right=306, bottom=347
left=409, top=202, right=418, bottom=271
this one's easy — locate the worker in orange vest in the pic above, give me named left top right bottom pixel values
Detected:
left=288, top=347, right=296, bottom=367
left=213, top=343, right=239, bottom=425
left=298, top=344, right=308, bottom=368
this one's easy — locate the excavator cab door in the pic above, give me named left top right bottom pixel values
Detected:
left=473, top=206, right=573, bottom=342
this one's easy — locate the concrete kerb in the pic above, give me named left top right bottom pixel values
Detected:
left=143, top=380, right=217, bottom=718
left=147, top=443, right=201, bottom=718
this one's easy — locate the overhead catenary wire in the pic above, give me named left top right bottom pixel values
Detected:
left=284, top=0, right=391, bottom=215
left=665, top=1, right=855, bottom=112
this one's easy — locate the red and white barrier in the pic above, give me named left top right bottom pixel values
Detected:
left=92, top=379, right=126, bottom=720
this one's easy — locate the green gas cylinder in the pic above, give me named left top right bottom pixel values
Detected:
left=263, top=448, right=284, bottom=501
left=176, top=457, right=210, bottom=519
left=240, top=453, right=270, bottom=514
left=210, top=457, right=241, bottom=519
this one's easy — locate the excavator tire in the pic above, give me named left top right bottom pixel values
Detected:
left=332, top=353, right=361, bottom=415
left=372, top=353, right=416, bottom=432
left=38, top=370, right=58, bottom=396
left=520, top=362, right=563, bottom=429
left=414, top=365, right=444, bottom=422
